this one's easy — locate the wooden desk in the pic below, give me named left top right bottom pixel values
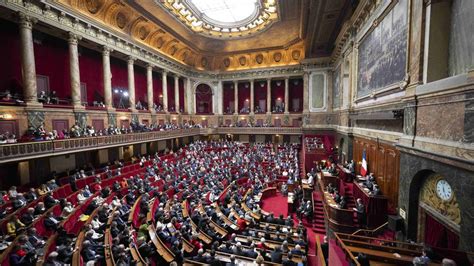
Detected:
left=353, top=182, right=388, bottom=228
left=149, top=225, right=175, bottom=263
left=319, top=178, right=355, bottom=233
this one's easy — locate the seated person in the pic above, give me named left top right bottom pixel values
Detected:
left=44, top=211, right=61, bottom=231
left=338, top=196, right=347, bottom=209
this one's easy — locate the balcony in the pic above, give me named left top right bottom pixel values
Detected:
left=0, top=127, right=303, bottom=163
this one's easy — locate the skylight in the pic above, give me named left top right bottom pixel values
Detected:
left=189, top=0, right=258, bottom=26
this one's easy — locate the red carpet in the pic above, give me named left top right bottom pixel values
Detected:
left=261, top=193, right=321, bottom=265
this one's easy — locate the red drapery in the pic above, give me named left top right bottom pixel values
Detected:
left=424, top=213, right=459, bottom=249
left=223, top=82, right=234, bottom=113
left=79, top=47, right=103, bottom=104
left=34, top=31, right=70, bottom=99
left=179, top=79, right=185, bottom=112
left=254, top=80, right=267, bottom=112
left=166, top=76, right=175, bottom=111
left=152, top=72, right=162, bottom=105
left=195, top=84, right=213, bottom=114
left=110, top=57, right=128, bottom=108
left=289, top=78, right=303, bottom=112
left=271, top=80, right=284, bottom=111
left=0, top=19, right=22, bottom=97
left=238, top=82, right=250, bottom=112
left=134, top=65, right=147, bottom=104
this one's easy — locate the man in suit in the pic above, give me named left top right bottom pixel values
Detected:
left=353, top=198, right=367, bottom=228
left=320, top=236, right=329, bottom=264
left=270, top=245, right=283, bottom=263
left=27, top=228, right=45, bottom=248
left=225, top=255, right=237, bottom=266
left=24, top=188, right=38, bottom=202
left=44, top=211, right=60, bottom=231
left=282, top=253, right=297, bottom=266
left=20, top=208, right=35, bottom=226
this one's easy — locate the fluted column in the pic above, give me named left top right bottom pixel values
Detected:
left=161, top=71, right=168, bottom=113
left=233, top=81, right=239, bottom=115
left=146, top=64, right=154, bottom=112
left=102, top=46, right=113, bottom=109
left=68, top=33, right=82, bottom=108
left=19, top=14, right=38, bottom=105
left=186, top=77, right=193, bottom=114
left=174, top=75, right=180, bottom=113
left=284, top=77, right=289, bottom=114
left=127, top=56, right=136, bottom=111
left=303, top=72, right=310, bottom=113
left=250, top=80, right=255, bottom=115
left=266, top=79, right=271, bottom=114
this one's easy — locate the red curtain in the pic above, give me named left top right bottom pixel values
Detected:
left=79, top=47, right=103, bottom=104
left=134, top=65, right=147, bottom=104
left=179, top=79, right=185, bottom=112
left=0, top=19, right=22, bottom=97
left=254, top=80, right=267, bottom=112
left=271, top=80, right=284, bottom=111
left=425, top=213, right=459, bottom=249
left=223, top=82, right=234, bottom=113
left=110, top=57, right=128, bottom=108
left=34, top=31, right=70, bottom=99
left=238, top=82, right=250, bottom=112
left=195, top=84, right=213, bottom=114
left=289, top=78, right=303, bottom=112
left=152, top=72, right=162, bottom=105
left=167, top=76, right=175, bottom=111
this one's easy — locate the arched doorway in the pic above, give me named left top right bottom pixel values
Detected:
left=195, top=83, right=213, bottom=114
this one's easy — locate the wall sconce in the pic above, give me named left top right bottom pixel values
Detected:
left=277, top=97, right=281, bottom=101
left=202, top=117, right=207, bottom=120
left=159, top=94, right=163, bottom=98
left=260, top=82, right=265, bottom=87
left=245, top=99, right=249, bottom=102
left=245, top=83, right=249, bottom=88
left=276, top=81, right=282, bottom=86
left=293, top=80, right=299, bottom=86
left=172, top=117, right=177, bottom=120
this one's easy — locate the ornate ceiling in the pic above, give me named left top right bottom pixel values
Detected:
left=57, top=0, right=355, bottom=71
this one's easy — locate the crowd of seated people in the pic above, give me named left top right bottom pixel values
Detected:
left=1, top=140, right=310, bottom=265
left=304, top=137, right=324, bottom=152
left=38, top=91, right=62, bottom=105
left=1, top=121, right=203, bottom=144
left=273, top=103, right=285, bottom=113
left=0, top=90, right=24, bottom=105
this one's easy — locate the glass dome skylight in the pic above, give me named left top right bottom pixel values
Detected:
left=188, top=0, right=258, bottom=26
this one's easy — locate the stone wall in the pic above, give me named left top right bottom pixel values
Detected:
left=398, top=150, right=474, bottom=252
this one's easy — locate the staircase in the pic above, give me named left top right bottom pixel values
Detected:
left=311, top=191, right=326, bottom=234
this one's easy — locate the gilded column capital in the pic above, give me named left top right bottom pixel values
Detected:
left=18, top=13, right=37, bottom=30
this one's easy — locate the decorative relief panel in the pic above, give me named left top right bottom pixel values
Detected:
left=27, top=111, right=45, bottom=129
left=420, top=173, right=461, bottom=225
left=309, top=72, right=327, bottom=111
left=74, top=112, right=87, bottom=129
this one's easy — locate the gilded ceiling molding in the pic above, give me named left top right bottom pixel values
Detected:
left=159, top=0, right=279, bottom=39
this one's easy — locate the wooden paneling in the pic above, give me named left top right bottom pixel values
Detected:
left=353, top=137, right=400, bottom=211
left=0, top=120, right=19, bottom=136
left=52, top=119, right=69, bottom=133
left=92, top=119, right=104, bottom=131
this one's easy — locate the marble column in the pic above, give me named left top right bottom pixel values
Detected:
left=182, top=77, right=188, bottom=114
left=19, top=14, right=38, bottom=105
left=250, top=80, right=255, bottom=115
left=146, top=64, right=154, bottom=112
left=186, top=77, right=193, bottom=114
left=218, top=81, right=223, bottom=115
left=127, top=56, right=136, bottom=111
left=161, top=71, right=168, bottom=113
left=102, top=46, right=113, bottom=109
left=174, top=75, right=180, bottom=113
left=284, top=77, right=289, bottom=114
left=233, top=81, right=239, bottom=115
left=303, top=72, right=310, bottom=113
left=266, top=79, right=271, bottom=114
left=68, top=33, right=82, bottom=108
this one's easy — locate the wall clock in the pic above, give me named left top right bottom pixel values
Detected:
left=436, top=179, right=453, bottom=201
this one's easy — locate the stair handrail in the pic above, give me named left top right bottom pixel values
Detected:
left=334, top=233, right=361, bottom=266
left=352, top=222, right=388, bottom=237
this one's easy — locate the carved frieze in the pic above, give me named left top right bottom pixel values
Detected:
left=27, top=111, right=45, bottom=129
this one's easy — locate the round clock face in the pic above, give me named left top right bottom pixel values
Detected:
left=436, top=179, right=453, bottom=201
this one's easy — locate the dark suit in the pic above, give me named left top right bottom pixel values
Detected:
left=270, top=250, right=283, bottom=263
